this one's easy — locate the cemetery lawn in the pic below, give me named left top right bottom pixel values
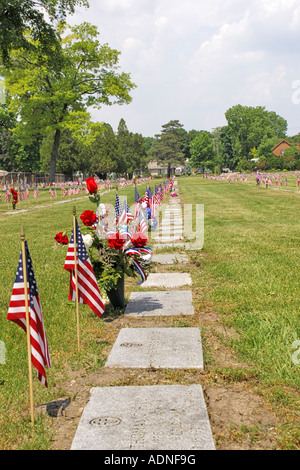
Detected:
left=0, top=176, right=299, bottom=450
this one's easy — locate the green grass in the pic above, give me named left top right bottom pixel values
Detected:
left=179, top=176, right=299, bottom=435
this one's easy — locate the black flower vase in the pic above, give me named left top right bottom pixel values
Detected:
left=106, top=273, right=125, bottom=308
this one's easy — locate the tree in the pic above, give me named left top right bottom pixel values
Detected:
left=219, top=125, right=237, bottom=170
left=0, top=0, right=89, bottom=65
left=127, top=132, right=148, bottom=177
left=40, top=128, right=91, bottom=177
left=224, top=105, right=287, bottom=167
left=189, top=131, right=216, bottom=170
left=116, top=118, right=132, bottom=175
left=0, top=104, right=16, bottom=170
left=0, top=104, right=41, bottom=171
left=1, top=22, right=136, bottom=181
left=89, top=122, right=119, bottom=178
left=115, top=118, right=147, bottom=177
left=149, top=120, right=185, bottom=177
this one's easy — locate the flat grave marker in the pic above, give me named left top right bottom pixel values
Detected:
left=105, top=327, right=204, bottom=369
left=71, top=385, right=215, bottom=450
left=124, top=290, right=194, bottom=317
left=141, top=272, right=192, bottom=288
left=152, top=253, right=188, bottom=264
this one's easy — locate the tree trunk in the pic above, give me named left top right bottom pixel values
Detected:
left=167, top=162, right=171, bottom=178
left=49, top=129, right=61, bottom=183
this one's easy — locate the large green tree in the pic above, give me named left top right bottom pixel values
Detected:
left=1, top=22, right=136, bottom=181
left=189, top=131, right=216, bottom=170
left=116, top=118, right=147, bottom=177
left=224, top=105, right=287, bottom=165
left=89, top=122, right=119, bottom=178
left=149, top=119, right=186, bottom=177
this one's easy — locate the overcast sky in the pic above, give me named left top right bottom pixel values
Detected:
left=68, top=0, right=300, bottom=137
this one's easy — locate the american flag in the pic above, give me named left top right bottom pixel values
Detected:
left=158, top=184, right=163, bottom=203
left=147, top=187, right=153, bottom=207
left=62, top=186, right=67, bottom=197
left=115, top=193, right=124, bottom=224
left=138, top=209, right=147, bottom=233
left=134, top=186, right=140, bottom=218
left=144, top=188, right=149, bottom=207
left=7, top=242, right=51, bottom=387
left=123, top=200, right=134, bottom=224
left=24, top=186, right=29, bottom=200
left=155, top=185, right=160, bottom=206
left=148, top=187, right=155, bottom=217
left=18, top=187, right=24, bottom=201
left=5, top=190, right=11, bottom=203
left=34, top=185, right=39, bottom=199
left=64, top=219, right=105, bottom=318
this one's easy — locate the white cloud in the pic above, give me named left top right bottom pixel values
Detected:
left=68, top=0, right=300, bottom=136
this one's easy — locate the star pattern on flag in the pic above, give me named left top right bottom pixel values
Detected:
left=70, top=225, right=89, bottom=264
left=115, top=193, right=123, bottom=219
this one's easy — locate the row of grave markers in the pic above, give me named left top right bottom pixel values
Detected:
left=71, top=183, right=215, bottom=450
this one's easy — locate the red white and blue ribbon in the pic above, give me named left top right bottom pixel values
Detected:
left=124, top=246, right=152, bottom=283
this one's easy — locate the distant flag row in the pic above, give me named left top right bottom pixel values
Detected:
left=0, top=177, right=155, bottom=203
left=115, top=178, right=174, bottom=234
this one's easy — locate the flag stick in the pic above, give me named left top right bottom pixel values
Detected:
left=73, top=206, right=80, bottom=351
left=20, top=226, right=34, bottom=426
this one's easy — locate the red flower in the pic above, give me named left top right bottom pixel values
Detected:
left=55, top=232, right=69, bottom=245
left=86, top=177, right=98, bottom=194
left=131, top=232, right=148, bottom=248
left=107, top=232, right=127, bottom=251
left=80, top=210, right=97, bottom=226
left=10, top=188, right=18, bottom=205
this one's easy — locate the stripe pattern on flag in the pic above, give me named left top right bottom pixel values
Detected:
left=7, top=242, right=51, bottom=387
left=64, top=220, right=105, bottom=318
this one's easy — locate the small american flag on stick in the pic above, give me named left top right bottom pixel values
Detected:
left=134, top=186, right=140, bottom=218
left=7, top=233, right=51, bottom=389
left=64, top=216, right=105, bottom=320
left=34, top=185, right=39, bottom=199
left=5, top=190, right=11, bottom=203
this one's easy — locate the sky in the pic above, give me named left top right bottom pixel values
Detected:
left=68, top=0, right=300, bottom=137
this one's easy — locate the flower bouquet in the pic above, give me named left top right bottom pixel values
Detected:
left=55, top=177, right=152, bottom=308
left=10, top=188, right=18, bottom=209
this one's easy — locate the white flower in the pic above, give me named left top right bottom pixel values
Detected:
left=141, top=253, right=152, bottom=264
left=97, top=203, right=107, bottom=217
left=82, top=234, right=94, bottom=249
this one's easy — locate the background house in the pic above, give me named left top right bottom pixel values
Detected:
left=147, top=160, right=177, bottom=176
left=272, top=139, right=300, bottom=156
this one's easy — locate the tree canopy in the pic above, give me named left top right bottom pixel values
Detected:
left=149, top=120, right=186, bottom=177
left=1, top=21, right=136, bottom=180
left=189, top=131, right=216, bottom=170
left=223, top=104, right=288, bottom=169
left=0, top=0, right=89, bottom=65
